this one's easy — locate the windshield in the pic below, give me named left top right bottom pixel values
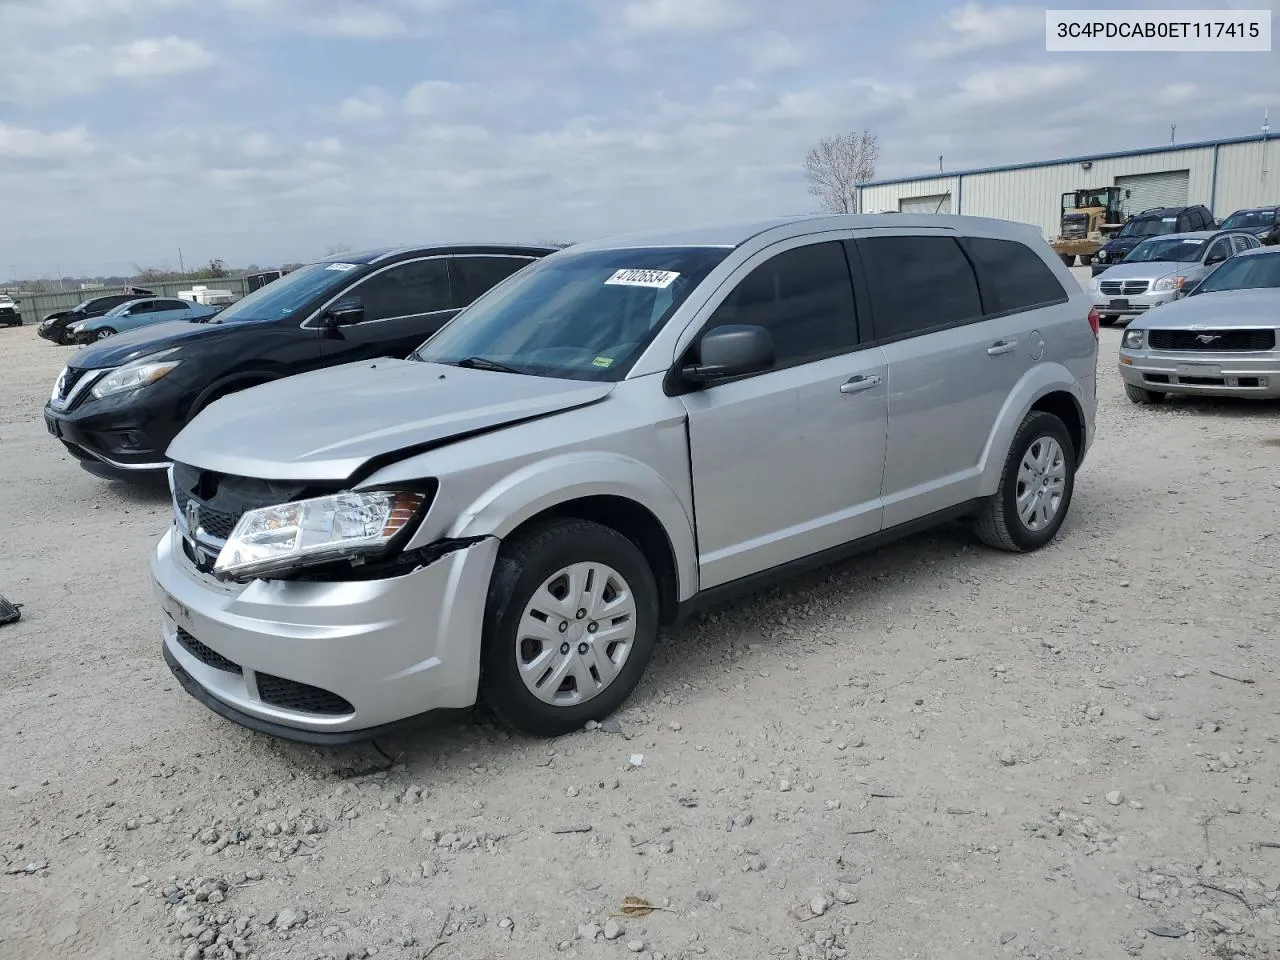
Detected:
left=209, top=261, right=357, bottom=323
left=412, top=246, right=731, bottom=381
left=1220, top=209, right=1277, bottom=230
left=1122, top=237, right=1205, bottom=263
left=1195, top=252, right=1280, bottom=294
left=1118, top=216, right=1179, bottom=238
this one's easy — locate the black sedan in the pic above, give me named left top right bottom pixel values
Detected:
left=43, top=244, right=553, bottom=480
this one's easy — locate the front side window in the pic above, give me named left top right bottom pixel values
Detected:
left=414, top=246, right=729, bottom=381
left=1123, top=237, right=1205, bottom=263
left=699, top=241, right=858, bottom=368
left=1204, top=238, right=1233, bottom=263
left=961, top=237, right=1066, bottom=314
left=859, top=236, right=983, bottom=339
left=1195, top=252, right=1280, bottom=294
left=452, top=256, right=533, bottom=306
left=354, top=258, right=452, bottom=321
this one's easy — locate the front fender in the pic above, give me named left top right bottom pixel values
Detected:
left=978, top=363, right=1088, bottom=497
left=447, top=452, right=698, bottom=602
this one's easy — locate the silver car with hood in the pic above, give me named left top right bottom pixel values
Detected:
left=152, top=214, right=1099, bottom=742
left=1090, top=230, right=1261, bottom=324
left=1118, top=245, right=1280, bottom=402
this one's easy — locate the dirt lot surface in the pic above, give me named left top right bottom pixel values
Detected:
left=2, top=307, right=1280, bottom=960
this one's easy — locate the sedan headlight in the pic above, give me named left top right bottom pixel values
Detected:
left=1122, top=329, right=1145, bottom=350
left=90, top=352, right=182, bottom=400
left=1153, top=275, right=1186, bottom=292
left=213, top=490, right=427, bottom=581
left=1095, top=250, right=1108, bottom=262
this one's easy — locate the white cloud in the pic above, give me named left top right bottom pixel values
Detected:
left=337, top=93, right=386, bottom=122
left=217, top=0, right=452, bottom=38
left=911, top=3, right=1042, bottom=59
left=305, top=137, right=344, bottom=156
left=239, top=132, right=279, bottom=158
left=0, top=36, right=215, bottom=102
left=110, top=36, right=216, bottom=78
left=619, top=0, right=748, bottom=34
left=0, top=123, right=96, bottom=160
left=0, top=0, right=178, bottom=31
left=957, top=62, right=1089, bottom=105
left=738, top=31, right=806, bottom=73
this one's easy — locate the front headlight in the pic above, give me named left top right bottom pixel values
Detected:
left=1122, top=329, right=1145, bottom=350
left=1095, top=250, right=1107, bottom=261
left=90, top=353, right=182, bottom=400
left=213, top=490, right=427, bottom=581
left=1153, top=275, right=1186, bottom=293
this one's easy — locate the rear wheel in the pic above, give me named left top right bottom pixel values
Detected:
left=1124, top=383, right=1166, bottom=404
left=94, top=328, right=116, bottom=341
left=974, top=411, right=1075, bottom=553
left=480, top=519, right=659, bottom=736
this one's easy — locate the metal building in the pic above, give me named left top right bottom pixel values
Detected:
left=856, top=133, right=1278, bottom=238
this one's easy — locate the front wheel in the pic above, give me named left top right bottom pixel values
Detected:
left=480, top=519, right=659, bottom=736
left=974, top=411, right=1076, bottom=553
left=1124, top=383, right=1166, bottom=404
left=93, top=328, right=116, bottom=341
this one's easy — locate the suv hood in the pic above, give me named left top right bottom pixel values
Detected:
left=167, top=359, right=614, bottom=481
left=68, top=320, right=229, bottom=369
left=1131, top=287, right=1280, bottom=329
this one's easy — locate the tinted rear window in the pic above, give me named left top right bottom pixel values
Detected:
left=961, top=237, right=1067, bottom=314
left=857, top=236, right=983, bottom=340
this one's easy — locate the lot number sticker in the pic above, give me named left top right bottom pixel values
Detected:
left=605, top=269, right=680, bottom=289
left=325, top=262, right=358, bottom=271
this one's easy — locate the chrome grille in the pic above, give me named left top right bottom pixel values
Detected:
left=1099, top=279, right=1150, bottom=296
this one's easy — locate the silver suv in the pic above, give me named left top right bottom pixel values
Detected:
left=152, top=215, right=1099, bottom=742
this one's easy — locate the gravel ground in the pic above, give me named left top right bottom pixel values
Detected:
left=3, top=300, right=1280, bottom=960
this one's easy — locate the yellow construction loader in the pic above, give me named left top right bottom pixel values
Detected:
left=1050, top=187, right=1128, bottom=267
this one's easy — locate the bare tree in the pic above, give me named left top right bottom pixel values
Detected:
left=804, top=130, right=879, bottom=214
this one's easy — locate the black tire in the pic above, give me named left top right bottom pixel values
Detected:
left=1059, top=254, right=1075, bottom=267
left=480, top=519, right=659, bottom=737
left=973, top=411, right=1076, bottom=553
left=1098, top=314, right=1119, bottom=326
left=94, top=327, right=117, bottom=341
left=1124, top=383, right=1165, bottom=404
left=1080, top=254, right=1094, bottom=266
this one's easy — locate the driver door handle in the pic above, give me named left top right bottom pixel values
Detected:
left=987, top=340, right=1017, bottom=356
left=839, top=374, right=882, bottom=394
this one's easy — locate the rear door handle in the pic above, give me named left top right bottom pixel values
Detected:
left=839, top=374, right=882, bottom=394
left=987, top=340, right=1017, bottom=356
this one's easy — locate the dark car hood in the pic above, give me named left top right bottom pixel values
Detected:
left=166, top=359, right=614, bottom=481
left=1101, top=236, right=1145, bottom=254
left=67, top=320, right=231, bottom=370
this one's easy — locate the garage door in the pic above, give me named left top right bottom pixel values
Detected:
left=899, top=194, right=951, bottom=214
left=1115, top=170, right=1189, bottom=215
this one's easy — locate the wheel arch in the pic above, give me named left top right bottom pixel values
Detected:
left=978, top=367, right=1089, bottom=497
left=440, top=453, right=698, bottom=619
left=189, top=371, right=280, bottom=418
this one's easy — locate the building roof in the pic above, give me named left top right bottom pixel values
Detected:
left=858, top=132, right=1277, bottom=189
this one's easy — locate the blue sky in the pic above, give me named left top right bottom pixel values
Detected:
left=1, top=0, right=1277, bottom=278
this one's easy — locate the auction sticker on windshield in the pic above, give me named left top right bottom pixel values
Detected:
left=605, top=269, right=680, bottom=288
left=325, top=262, right=358, bottom=271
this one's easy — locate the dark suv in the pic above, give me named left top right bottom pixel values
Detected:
left=38, top=289, right=156, bottom=345
left=1091, top=204, right=1214, bottom=275
left=44, top=244, right=553, bottom=480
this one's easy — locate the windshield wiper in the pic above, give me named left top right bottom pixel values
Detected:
left=453, top=356, right=528, bottom=375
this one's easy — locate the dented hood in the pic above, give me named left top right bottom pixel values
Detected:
left=166, top=358, right=613, bottom=480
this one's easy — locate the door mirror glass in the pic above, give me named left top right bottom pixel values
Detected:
left=683, top=324, right=775, bottom=383
left=322, top=296, right=364, bottom=327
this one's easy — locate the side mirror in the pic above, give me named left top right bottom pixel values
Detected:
left=321, top=296, right=363, bottom=327
left=682, top=324, right=775, bottom=384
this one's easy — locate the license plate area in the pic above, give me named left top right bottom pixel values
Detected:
left=1176, top=363, right=1221, bottom=379
left=1109, top=298, right=1130, bottom=310
left=44, top=413, right=62, bottom=438
left=161, top=591, right=195, bottom=634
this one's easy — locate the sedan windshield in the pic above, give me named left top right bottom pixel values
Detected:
left=209, top=261, right=357, bottom=323
left=1118, top=217, right=1179, bottom=238
left=1122, top=237, right=1205, bottom=263
left=105, top=300, right=144, bottom=317
left=1220, top=209, right=1277, bottom=231
left=412, top=246, right=731, bottom=381
left=1194, top=252, right=1280, bottom=294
